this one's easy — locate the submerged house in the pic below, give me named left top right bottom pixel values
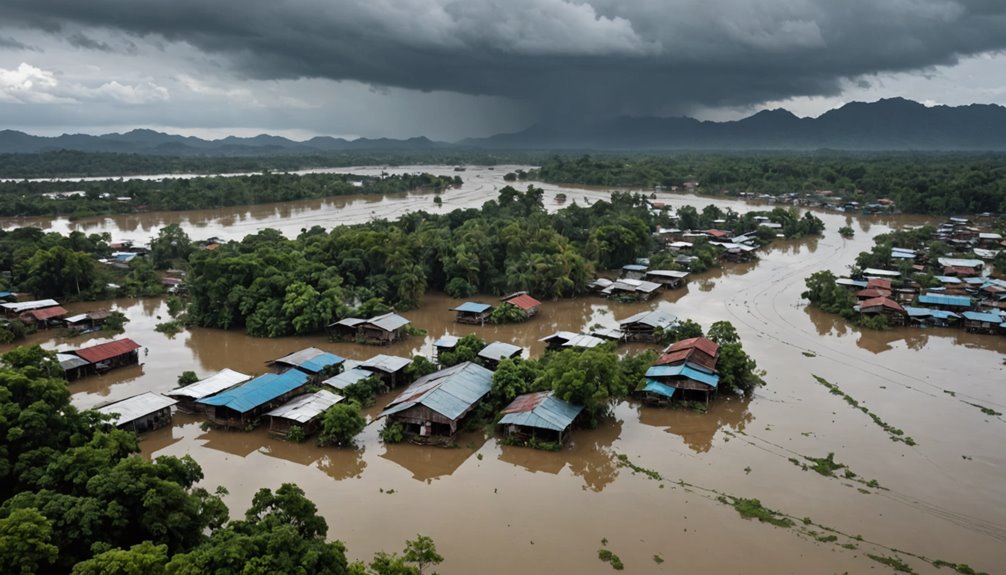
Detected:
left=20, top=305, right=68, bottom=328
left=655, top=337, right=720, bottom=372
left=165, top=368, right=252, bottom=413
left=322, top=366, right=377, bottom=392
left=962, top=311, right=1003, bottom=335
left=600, top=278, right=662, bottom=301
left=71, top=338, right=142, bottom=374
left=644, top=270, right=690, bottom=289
left=477, top=341, right=523, bottom=369
left=858, top=297, right=908, bottom=325
left=96, top=392, right=177, bottom=433
left=329, top=312, right=411, bottom=345
left=198, top=370, right=311, bottom=430
left=57, top=353, right=91, bottom=381
left=917, top=293, right=972, bottom=311
left=539, top=331, right=606, bottom=351
left=64, top=310, right=112, bottom=332
left=359, top=354, right=412, bottom=387
left=498, top=391, right=584, bottom=445
left=619, top=310, right=677, bottom=343
left=903, top=306, right=961, bottom=328
left=644, top=363, right=720, bottom=404
left=1, top=298, right=60, bottom=318
left=433, top=335, right=459, bottom=362
left=266, top=389, right=344, bottom=438
left=450, top=302, right=493, bottom=325
left=268, top=347, right=344, bottom=383
left=379, top=361, right=494, bottom=444
left=499, top=292, right=542, bottom=320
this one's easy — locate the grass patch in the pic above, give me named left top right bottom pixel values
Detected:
left=598, top=549, right=624, bottom=570
left=719, top=496, right=794, bottom=528
left=616, top=454, right=663, bottom=481
left=816, top=534, right=838, bottom=543
left=807, top=453, right=844, bottom=476
left=867, top=554, right=917, bottom=574
left=964, top=402, right=1002, bottom=417
left=653, top=554, right=664, bottom=564
left=932, top=560, right=987, bottom=575
left=154, top=320, right=185, bottom=336
left=813, top=375, right=916, bottom=446
left=802, top=351, right=817, bottom=357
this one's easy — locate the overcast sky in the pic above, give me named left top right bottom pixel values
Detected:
left=1, top=0, right=1006, bottom=141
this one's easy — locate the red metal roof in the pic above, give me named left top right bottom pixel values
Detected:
left=943, top=266, right=978, bottom=277
left=73, top=338, right=141, bottom=363
left=705, top=229, right=730, bottom=238
left=504, top=293, right=542, bottom=311
left=654, top=348, right=718, bottom=371
left=860, top=297, right=905, bottom=314
left=24, top=306, right=68, bottom=321
left=866, top=278, right=892, bottom=291
left=665, top=336, right=719, bottom=358
left=500, top=390, right=549, bottom=414
left=856, top=288, right=891, bottom=299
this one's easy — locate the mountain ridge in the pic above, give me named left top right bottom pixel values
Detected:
left=3, top=98, right=1006, bottom=154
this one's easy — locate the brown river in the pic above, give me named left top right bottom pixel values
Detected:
left=3, top=166, right=1005, bottom=574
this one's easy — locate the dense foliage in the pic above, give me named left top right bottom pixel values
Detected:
left=0, top=345, right=441, bottom=574
left=0, top=172, right=460, bottom=218
left=531, top=154, right=1006, bottom=215
left=187, top=187, right=660, bottom=337
left=318, top=402, right=367, bottom=447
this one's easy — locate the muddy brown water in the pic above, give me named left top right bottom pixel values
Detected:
left=3, top=167, right=1006, bottom=574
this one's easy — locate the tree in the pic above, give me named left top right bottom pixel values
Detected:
left=707, top=321, right=740, bottom=345
left=176, top=372, right=199, bottom=387
left=438, top=335, right=486, bottom=367
left=318, top=402, right=366, bottom=447
left=403, top=535, right=442, bottom=575
left=541, top=348, right=625, bottom=424
left=71, top=541, right=168, bottom=575
left=0, top=507, right=58, bottom=575
left=405, top=356, right=437, bottom=381
left=149, top=224, right=192, bottom=270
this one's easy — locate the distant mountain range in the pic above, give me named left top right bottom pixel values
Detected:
left=3, top=98, right=1006, bottom=154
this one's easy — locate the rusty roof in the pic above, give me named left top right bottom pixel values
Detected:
left=503, top=293, right=542, bottom=311
left=25, top=306, right=68, bottom=321
left=73, top=338, right=141, bottom=363
left=860, top=297, right=905, bottom=314
left=666, top=337, right=719, bottom=358
left=866, top=278, right=892, bottom=290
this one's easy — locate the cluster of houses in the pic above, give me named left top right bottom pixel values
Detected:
left=1, top=296, right=118, bottom=334
left=58, top=338, right=143, bottom=381
left=836, top=225, right=1006, bottom=335
left=449, top=292, right=542, bottom=325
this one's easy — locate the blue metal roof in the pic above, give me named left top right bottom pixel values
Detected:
left=934, top=276, right=963, bottom=284
left=498, top=392, right=584, bottom=432
left=917, top=294, right=972, bottom=307
left=0, top=291, right=13, bottom=299
left=645, top=363, right=720, bottom=388
left=197, top=370, right=309, bottom=413
left=451, top=302, right=492, bottom=313
left=380, top=362, right=493, bottom=421
left=271, top=347, right=345, bottom=374
left=962, top=311, right=1002, bottom=323
left=322, top=367, right=374, bottom=390
left=642, top=380, right=677, bottom=398
left=930, top=309, right=961, bottom=320
left=904, top=306, right=960, bottom=320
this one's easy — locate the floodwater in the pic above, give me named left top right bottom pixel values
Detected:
left=3, top=166, right=1005, bottom=574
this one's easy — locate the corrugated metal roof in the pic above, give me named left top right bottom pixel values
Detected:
left=166, top=368, right=252, bottom=400
left=666, top=337, right=719, bottom=358
left=360, top=354, right=411, bottom=373
left=938, top=257, right=983, bottom=269
left=590, top=327, right=624, bottom=340
left=619, top=310, right=677, bottom=329
left=503, top=293, right=542, bottom=311
left=57, top=353, right=90, bottom=370
left=368, top=312, right=411, bottom=332
left=266, top=390, right=344, bottom=423
left=962, top=311, right=1002, bottom=323
left=25, top=306, right=68, bottom=321
left=64, top=313, right=90, bottom=323
left=478, top=341, right=523, bottom=361
left=270, top=347, right=344, bottom=373
left=322, top=367, right=375, bottom=390
left=836, top=278, right=868, bottom=288
left=934, top=276, right=963, bottom=284
left=1, top=299, right=60, bottom=313
left=642, top=380, right=677, bottom=398
left=622, top=264, right=648, bottom=271
left=0, top=291, right=13, bottom=299
left=330, top=317, right=366, bottom=328
left=860, top=297, right=905, bottom=313
left=451, top=302, right=493, bottom=313
left=73, top=338, right=141, bottom=363
left=918, top=294, right=972, bottom=307
left=540, top=331, right=579, bottom=343
left=433, top=335, right=460, bottom=349
left=197, top=370, right=309, bottom=413
left=498, top=391, right=583, bottom=432
left=380, top=362, right=493, bottom=421
left=862, top=268, right=901, bottom=277
left=645, top=270, right=690, bottom=279
left=645, top=364, right=720, bottom=388
left=96, top=392, right=177, bottom=426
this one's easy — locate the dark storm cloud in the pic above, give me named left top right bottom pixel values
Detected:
left=3, top=0, right=1006, bottom=117
left=0, top=35, right=38, bottom=51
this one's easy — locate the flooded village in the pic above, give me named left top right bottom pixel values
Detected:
left=2, top=166, right=1005, bottom=575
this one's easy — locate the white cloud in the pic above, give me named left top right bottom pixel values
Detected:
left=0, top=62, right=72, bottom=103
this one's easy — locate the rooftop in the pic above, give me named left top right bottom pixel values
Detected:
left=619, top=310, right=678, bottom=329
left=360, top=354, right=412, bottom=373
left=266, top=390, right=344, bottom=423
left=322, top=367, right=376, bottom=390
left=451, top=302, right=493, bottom=314
left=645, top=363, right=721, bottom=388
left=97, top=392, right=177, bottom=426
left=197, top=370, right=310, bottom=413
left=502, top=293, right=542, bottom=311
left=269, top=347, right=345, bottom=374
left=73, top=338, right=141, bottom=364
left=498, top=391, right=584, bottom=432
left=166, top=368, right=253, bottom=401
left=381, top=362, right=494, bottom=421
left=478, top=341, right=523, bottom=361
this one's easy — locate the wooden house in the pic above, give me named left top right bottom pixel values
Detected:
left=96, top=392, right=177, bottom=433
left=19, top=305, right=68, bottom=328
left=268, top=347, right=345, bottom=383
left=165, top=368, right=252, bottom=413
left=329, top=312, right=411, bottom=345
left=500, top=292, right=542, bottom=320
left=644, top=363, right=720, bottom=404
left=619, top=310, right=678, bottom=343
left=655, top=337, right=719, bottom=371
left=71, top=338, right=141, bottom=374
left=962, top=311, right=1003, bottom=335
left=916, top=293, right=972, bottom=312
left=359, top=354, right=412, bottom=387
left=498, top=391, right=584, bottom=445
left=266, top=389, right=344, bottom=438
left=433, top=335, right=459, bottom=362
left=858, top=297, right=907, bottom=325
left=198, top=370, right=311, bottom=430
left=621, top=264, right=648, bottom=280
left=379, top=361, right=494, bottom=445
left=1, top=298, right=60, bottom=318
left=450, top=302, right=493, bottom=324
left=539, top=331, right=606, bottom=351
left=600, top=278, right=662, bottom=301
left=57, top=353, right=91, bottom=381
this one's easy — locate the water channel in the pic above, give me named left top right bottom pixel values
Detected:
left=3, top=166, right=1004, bottom=574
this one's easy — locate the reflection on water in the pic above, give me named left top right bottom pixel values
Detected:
left=381, top=431, right=487, bottom=482
left=636, top=396, right=753, bottom=454
left=499, top=417, right=623, bottom=492
left=316, top=448, right=367, bottom=481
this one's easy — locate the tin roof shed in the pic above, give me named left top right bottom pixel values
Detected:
left=478, top=342, right=523, bottom=362
left=1, top=299, right=60, bottom=313
left=269, top=347, right=344, bottom=374
left=918, top=294, right=972, bottom=308
left=322, top=367, right=376, bottom=390
left=451, top=302, right=493, bottom=313
left=97, top=392, right=177, bottom=427
left=360, top=354, right=412, bottom=374
left=266, top=390, right=344, bottom=423
left=498, top=392, right=583, bottom=432
left=197, top=370, right=310, bottom=413
left=73, top=338, right=141, bottom=363
left=167, top=368, right=252, bottom=401
left=645, top=364, right=721, bottom=388
left=380, top=361, right=494, bottom=421
left=619, top=310, right=678, bottom=330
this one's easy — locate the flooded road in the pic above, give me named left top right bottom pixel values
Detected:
left=3, top=167, right=1005, bottom=574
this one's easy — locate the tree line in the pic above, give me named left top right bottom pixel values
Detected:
left=530, top=154, right=1006, bottom=215
left=0, top=172, right=461, bottom=218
